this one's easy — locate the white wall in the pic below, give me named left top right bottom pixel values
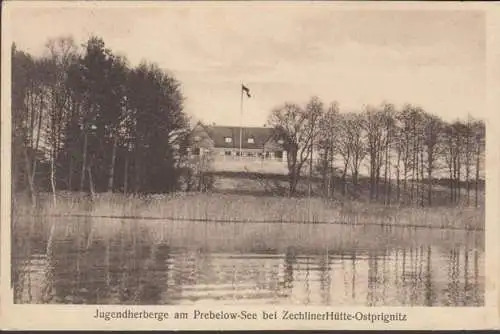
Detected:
left=212, top=157, right=288, bottom=174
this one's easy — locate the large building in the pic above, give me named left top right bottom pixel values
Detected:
left=189, top=122, right=288, bottom=174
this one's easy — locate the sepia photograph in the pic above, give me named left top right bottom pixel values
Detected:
left=1, top=1, right=499, bottom=331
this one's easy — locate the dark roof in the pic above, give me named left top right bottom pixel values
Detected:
left=197, top=123, right=281, bottom=149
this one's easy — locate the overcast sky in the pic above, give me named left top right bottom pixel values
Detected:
left=7, top=3, right=486, bottom=127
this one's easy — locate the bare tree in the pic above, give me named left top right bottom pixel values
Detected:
left=337, top=113, right=352, bottom=196
left=317, top=102, right=340, bottom=197
left=305, top=97, right=324, bottom=197
left=45, top=37, right=79, bottom=202
left=337, top=112, right=366, bottom=196
left=382, top=103, right=396, bottom=205
left=441, top=120, right=467, bottom=205
left=349, top=114, right=366, bottom=191
left=422, top=112, right=442, bottom=206
left=453, top=121, right=465, bottom=203
left=363, top=105, right=388, bottom=201
left=442, top=123, right=456, bottom=204
left=462, top=115, right=475, bottom=205
left=393, top=119, right=403, bottom=204
left=12, top=46, right=49, bottom=203
left=395, top=108, right=414, bottom=204
left=268, top=98, right=322, bottom=196
left=405, top=106, right=424, bottom=205
left=473, top=119, right=485, bottom=207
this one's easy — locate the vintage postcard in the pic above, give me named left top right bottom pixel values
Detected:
left=1, top=1, right=499, bottom=331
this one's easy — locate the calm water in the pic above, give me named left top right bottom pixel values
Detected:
left=12, top=217, right=484, bottom=306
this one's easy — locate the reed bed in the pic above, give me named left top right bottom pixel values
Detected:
left=11, top=192, right=484, bottom=306
left=16, top=192, right=485, bottom=230
left=11, top=192, right=485, bottom=257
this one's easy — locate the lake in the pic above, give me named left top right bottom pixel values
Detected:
left=12, top=216, right=484, bottom=306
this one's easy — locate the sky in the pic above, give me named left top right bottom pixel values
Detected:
left=6, top=3, right=486, bottom=127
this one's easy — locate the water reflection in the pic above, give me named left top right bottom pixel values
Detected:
left=12, top=219, right=484, bottom=306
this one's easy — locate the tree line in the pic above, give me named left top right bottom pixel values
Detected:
left=268, top=97, right=485, bottom=207
left=12, top=36, right=192, bottom=204
left=11, top=36, right=486, bottom=207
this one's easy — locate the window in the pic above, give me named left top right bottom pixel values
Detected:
left=225, top=151, right=232, bottom=156
left=224, top=137, right=232, bottom=143
left=193, top=147, right=201, bottom=155
left=247, top=137, right=255, bottom=144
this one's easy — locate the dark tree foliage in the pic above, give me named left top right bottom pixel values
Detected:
left=12, top=36, right=190, bottom=197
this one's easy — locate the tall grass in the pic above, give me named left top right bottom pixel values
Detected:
left=15, top=192, right=485, bottom=231
left=11, top=192, right=485, bottom=305
left=10, top=191, right=484, bottom=261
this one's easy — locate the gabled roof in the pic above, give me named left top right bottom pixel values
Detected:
left=194, top=122, right=283, bottom=150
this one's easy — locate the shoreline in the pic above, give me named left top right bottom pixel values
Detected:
left=17, top=212, right=484, bottom=232
left=12, top=191, right=485, bottom=231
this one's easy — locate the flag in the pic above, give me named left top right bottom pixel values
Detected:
left=242, top=84, right=251, bottom=98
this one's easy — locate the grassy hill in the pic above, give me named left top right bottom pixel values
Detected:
left=207, top=170, right=485, bottom=207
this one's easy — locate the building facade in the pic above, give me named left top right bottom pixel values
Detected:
left=189, top=122, right=288, bottom=174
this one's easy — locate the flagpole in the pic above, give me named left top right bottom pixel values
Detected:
left=239, top=84, right=243, bottom=158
